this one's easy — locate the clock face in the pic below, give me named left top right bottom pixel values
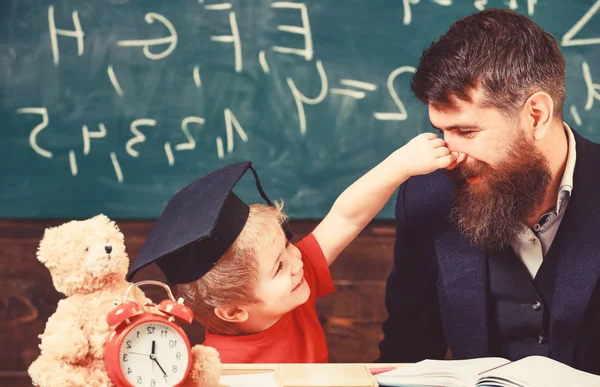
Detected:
left=119, top=321, right=190, bottom=387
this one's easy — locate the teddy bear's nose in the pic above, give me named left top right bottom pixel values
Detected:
left=105, top=245, right=112, bottom=254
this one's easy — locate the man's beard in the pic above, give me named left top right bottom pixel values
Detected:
left=446, top=135, right=552, bottom=251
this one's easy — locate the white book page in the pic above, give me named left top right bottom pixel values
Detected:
left=477, top=356, right=600, bottom=387
left=375, top=358, right=510, bottom=387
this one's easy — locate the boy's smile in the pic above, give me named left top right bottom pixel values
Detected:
left=292, top=276, right=305, bottom=292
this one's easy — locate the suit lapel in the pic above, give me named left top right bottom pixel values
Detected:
left=550, top=132, right=600, bottom=365
left=435, top=226, right=489, bottom=357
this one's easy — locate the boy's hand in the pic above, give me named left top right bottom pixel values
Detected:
left=398, top=132, right=458, bottom=177
left=445, top=151, right=467, bottom=170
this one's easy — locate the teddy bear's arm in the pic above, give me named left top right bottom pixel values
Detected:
left=181, top=345, right=221, bottom=387
left=87, top=318, right=110, bottom=359
left=39, top=299, right=90, bottom=361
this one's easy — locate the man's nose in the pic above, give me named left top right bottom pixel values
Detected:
left=442, top=137, right=468, bottom=164
left=443, top=134, right=460, bottom=153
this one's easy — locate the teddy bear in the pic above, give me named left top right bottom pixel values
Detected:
left=28, top=214, right=221, bottom=387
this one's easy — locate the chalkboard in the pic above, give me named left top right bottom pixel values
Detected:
left=1, top=0, right=599, bottom=219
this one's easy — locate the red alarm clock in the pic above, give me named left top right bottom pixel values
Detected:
left=105, top=280, right=194, bottom=387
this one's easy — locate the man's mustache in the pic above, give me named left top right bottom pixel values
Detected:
left=446, top=160, right=492, bottom=181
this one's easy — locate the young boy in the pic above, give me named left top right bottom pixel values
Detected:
left=126, top=132, right=458, bottom=363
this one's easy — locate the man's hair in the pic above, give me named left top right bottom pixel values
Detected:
left=174, top=202, right=288, bottom=335
left=411, top=9, right=566, bottom=118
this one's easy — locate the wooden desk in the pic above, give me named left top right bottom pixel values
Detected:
left=220, top=363, right=406, bottom=387
left=222, top=363, right=403, bottom=375
left=0, top=364, right=406, bottom=387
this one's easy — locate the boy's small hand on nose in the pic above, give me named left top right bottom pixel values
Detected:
left=445, top=152, right=466, bottom=170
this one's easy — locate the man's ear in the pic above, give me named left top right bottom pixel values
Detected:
left=523, top=91, right=554, bottom=141
left=214, top=306, right=249, bottom=323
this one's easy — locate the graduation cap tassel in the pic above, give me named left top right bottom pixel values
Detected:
left=249, top=165, right=293, bottom=241
left=249, top=166, right=274, bottom=207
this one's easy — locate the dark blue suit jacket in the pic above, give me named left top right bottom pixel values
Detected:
left=378, top=130, right=600, bottom=374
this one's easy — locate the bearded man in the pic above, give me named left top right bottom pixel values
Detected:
left=378, top=8, right=600, bottom=375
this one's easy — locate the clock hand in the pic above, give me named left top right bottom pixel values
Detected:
left=153, top=357, right=167, bottom=377
left=149, top=340, right=166, bottom=377
left=150, top=340, right=156, bottom=373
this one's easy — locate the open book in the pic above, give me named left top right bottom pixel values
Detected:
left=375, top=355, right=600, bottom=387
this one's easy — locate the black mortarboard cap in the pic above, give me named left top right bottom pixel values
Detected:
left=126, top=161, right=291, bottom=284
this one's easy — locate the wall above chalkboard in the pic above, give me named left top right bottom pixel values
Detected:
left=1, top=0, right=599, bottom=219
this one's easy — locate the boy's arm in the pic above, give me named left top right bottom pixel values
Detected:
left=313, top=133, right=457, bottom=266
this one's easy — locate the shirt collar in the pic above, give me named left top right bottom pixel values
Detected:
left=556, top=122, right=576, bottom=214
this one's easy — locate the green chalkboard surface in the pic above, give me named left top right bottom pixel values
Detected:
left=1, top=0, right=600, bottom=219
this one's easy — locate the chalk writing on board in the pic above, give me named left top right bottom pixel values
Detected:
left=562, top=0, right=600, bottom=47
left=14, top=1, right=597, bottom=185
left=403, top=0, right=452, bottom=26
left=570, top=105, right=583, bottom=126
left=165, top=143, right=175, bottom=166
left=403, top=0, right=420, bottom=25
left=69, top=150, right=77, bottom=176
left=402, top=0, right=537, bottom=26
left=474, top=0, right=536, bottom=15
left=272, top=2, right=313, bottom=61
left=431, top=0, right=453, bottom=6
left=178, top=117, right=205, bottom=151
left=259, top=50, right=271, bottom=74
left=331, top=80, right=378, bottom=100
left=107, top=66, right=124, bottom=97
left=374, top=67, right=417, bottom=121
left=341, top=80, right=378, bottom=92
left=528, top=0, right=538, bottom=15
left=216, top=137, right=225, bottom=160
left=223, top=108, right=249, bottom=155
left=287, top=60, right=328, bottom=135
left=82, top=124, right=108, bottom=155
left=583, top=61, right=600, bottom=111
left=48, top=5, right=84, bottom=66
left=16, top=108, right=52, bottom=159
left=207, top=6, right=243, bottom=72
left=193, top=66, right=202, bottom=88
left=126, top=119, right=156, bottom=158
left=204, top=2, right=232, bottom=10
left=110, top=152, right=124, bottom=183
left=117, top=13, right=177, bottom=60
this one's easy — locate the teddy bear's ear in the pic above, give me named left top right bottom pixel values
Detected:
left=36, top=243, right=46, bottom=264
left=36, top=226, right=56, bottom=265
left=92, top=213, right=121, bottom=232
left=91, top=213, right=110, bottom=224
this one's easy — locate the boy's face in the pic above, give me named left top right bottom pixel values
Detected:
left=247, top=228, right=310, bottom=320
